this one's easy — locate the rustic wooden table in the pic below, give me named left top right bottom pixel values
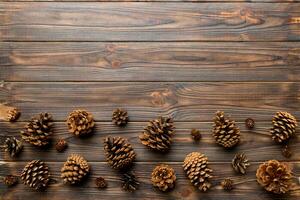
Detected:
left=0, top=0, right=300, bottom=199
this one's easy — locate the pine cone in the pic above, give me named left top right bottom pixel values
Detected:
left=281, top=145, right=292, bottom=158
left=3, top=175, right=18, bottom=186
left=55, top=139, right=68, bottom=152
left=183, top=152, right=213, bottom=192
left=245, top=118, right=255, bottom=129
left=21, top=113, right=53, bottom=147
left=6, top=108, right=20, bottom=122
left=61, top=154, right=90, bottom=184
left=221, top=178, right=234, bottom=191
left=139, top=116, right=175, bottom=152
left=95, top=177, right=107, bottom=189
left=270, top=111, right=298, bottom=143
left=103, top=136, right=136, bottom=170
left=191, top=129, right=201, bottom=141
left=212, top=111, right=240, bottom=148
left=232, top=153, right=250, bottom=174
left=21, top=160, right=50, bottom=190
left=151, top=164, right=176, bottom=192
left=121, top=172, right=139, bottom=192
left=112, top=108, right=128, bottom=126
left=4, top=137, right=23, bottom=157
left=67, top=110, right=95, bottom=137
left=256, top=160, right=292, bottom=194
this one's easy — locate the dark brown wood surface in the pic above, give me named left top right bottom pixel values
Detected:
left=0, top=0, right=299, bottom=199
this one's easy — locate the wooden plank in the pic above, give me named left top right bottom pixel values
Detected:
left=2, top=0, right=300, bottom=2
left=1, top=161, right=300, bottom=200
left=0, top=122, right=299, bottom=162
left=0, top=82, right=299, bottom=121
left=1, top=42, right=300, bottom=82
left=1, top=3, right=300, bottom=42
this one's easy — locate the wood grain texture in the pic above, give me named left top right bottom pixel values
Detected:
left=1, top=3, right=300, bottom=42
left=2, top=0, right=300, bottom=2
left=1, top=42, right=300, bottom=82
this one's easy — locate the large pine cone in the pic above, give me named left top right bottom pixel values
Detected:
left=212, top=111, right=240, bottom=148
left=151, top=164, right=176, bottom=191
left=21, top=113, right=53, bottom=147
left=4, top=137, right=23, bottom=157
left=20, top=160, right=50, bottom=190
left=67, top=110, right=95, bottom=137
left=112, top=108, right=128, bottom=126
left=256, top=160, right=292, bottom=194
left=139, top=116, right=174, bottom=152
left=183, top=152, right=213, bottom=192
left=103, top=136, right=136, bottom=170
left=61, top=154, right=90, bottom=184
left=270, top=111, right=298, bottom=143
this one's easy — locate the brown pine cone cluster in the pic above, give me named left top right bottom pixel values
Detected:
left=61, top=154, right=90, bottom=184
left=103, top=137, right=136, bottom=170
left=21, top=113, right=53, bottom=147
left=21, top=160, right=50, bottom=190
left=183, top=152, right=213, bottom=192
left=139, top=116, right=174, bottom=152
left=95, top=177, right=107, bottom=189
left=4, top=137, right=23, bottom=157
left=55, top=139, right=68, bottom=152
left=270, top=111, right=298, bottom=143
left=221, top=178, right=234, bottom=191
left=112, top=108, right=128, bottom=126
left=191, top=129, right=201, bottom=141
left=67, top=110, right=95, bottom=137
left=6, top=108, right=20, bottom=122
left=212, top=111, right=240, bottom=148
left=121, top=172, right=139, bottom=192
left=151, top=164, right=176, bottom=192
left=256, top=160, right=292, bottom=194
left=232, top=153, right=250, bottom=174
left=3, top=175, right=18, bottom=186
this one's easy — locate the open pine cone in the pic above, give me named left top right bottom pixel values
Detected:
left=21, top=160, right=50, bottom=190
left=256, top=160, right=292, bottom=194
left=270, top=111, right=298, bottom=143
left=67, top=110, right=95, bottom=137
left=3, top=175, right=18, bottom=187
left=121, top=172, right=139, bottom=192
left=151, top=164, right=176, bottom=192
left=21, top=113, right=53, bottom=147
left=232, top=153, right=250, bottom=174
left=212, top=111, right=240, bottom=148
left=183, top=152, right=213, bottom=192
left=221, top=178, right=234, bottom=191
left=4, top=137, right=23, bottom=157
left=61, top=154, right=90, bottom=184
left=6, top=108, right=20, bottom=122
left=103, top=136, right=136, bottom=170
left=112, top=108, right=128, bottom=126
left=139, top=116, right=174, bottom=152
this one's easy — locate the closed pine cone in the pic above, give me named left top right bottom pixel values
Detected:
left=232, top=153, right=250, bottom=174
left=4, top=137, right=23, bottom=157
left=61, top=154, right=90, bottom=184
left=103, top=137, right=136, bottom=170
left=67, top=110, right=95, bottom=137
left=55, top=139, right=68, bottom=152
left=151, top=164, right=176, bottom=191
left=6, top=108, right=20, bottom=122
left=270, top=111, right=298, bottom=143
left=139, top=116, right=174, bottom=152
left=183, top=152, right=213, bottom=192
left=95, top=177, right=107, bottom=189
left=21, top=113, right=53, bottom=147
left=112, top=108, right=128, bottom=126
left=212, top=111, right=240, bottom=148
left=221, top=178, right=234, bottom=191
left=21, top=160, right=50, bottom=190
left=3, top=175, right=18, bottom=186
left=256, top=160, right=292, bottom=194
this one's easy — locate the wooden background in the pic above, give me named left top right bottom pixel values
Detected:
left=0, top=0, right=300, bottom=199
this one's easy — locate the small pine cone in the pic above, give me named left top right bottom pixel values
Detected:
left=245, top=118, right=255, bottom=129
left=221, top=178, right=234, bottom=191
left=121, top=172, right=139, bottom=192
left=61, top=154, right=90, bottom=184
left=281, top=145, right=292, bottom=158
left=95, top=177, right=107, bottom=189
left=212, top=111, right=240, bottom=148
left=3, top=175, right=18, bottom=186
left=21, top=160, right=50, bottom=190
left=232, top=153, right=250, bottom=174
left=112, top=108, right=128, bottom=126
left=183, top=152, right=213, bottom=192
left=6, top=108, right=20, bottom=122
left=103, top=137, right=136, bottom=170
left=21, top=113, right=53, bottom=147
left=67, top=110, right=95, bottom=137
left=191, top=129, right=201, bottom=141
left=4, top=137, right=23, bottom=157
left=55, top=139, right=68, bottom=152
left=270, top=111, right=298, bottom=143
left=151, top=164, right=176, bottom=192
left=139, top=116, right=175, bottom=152
left=256, top=160, right=292, bottom=194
